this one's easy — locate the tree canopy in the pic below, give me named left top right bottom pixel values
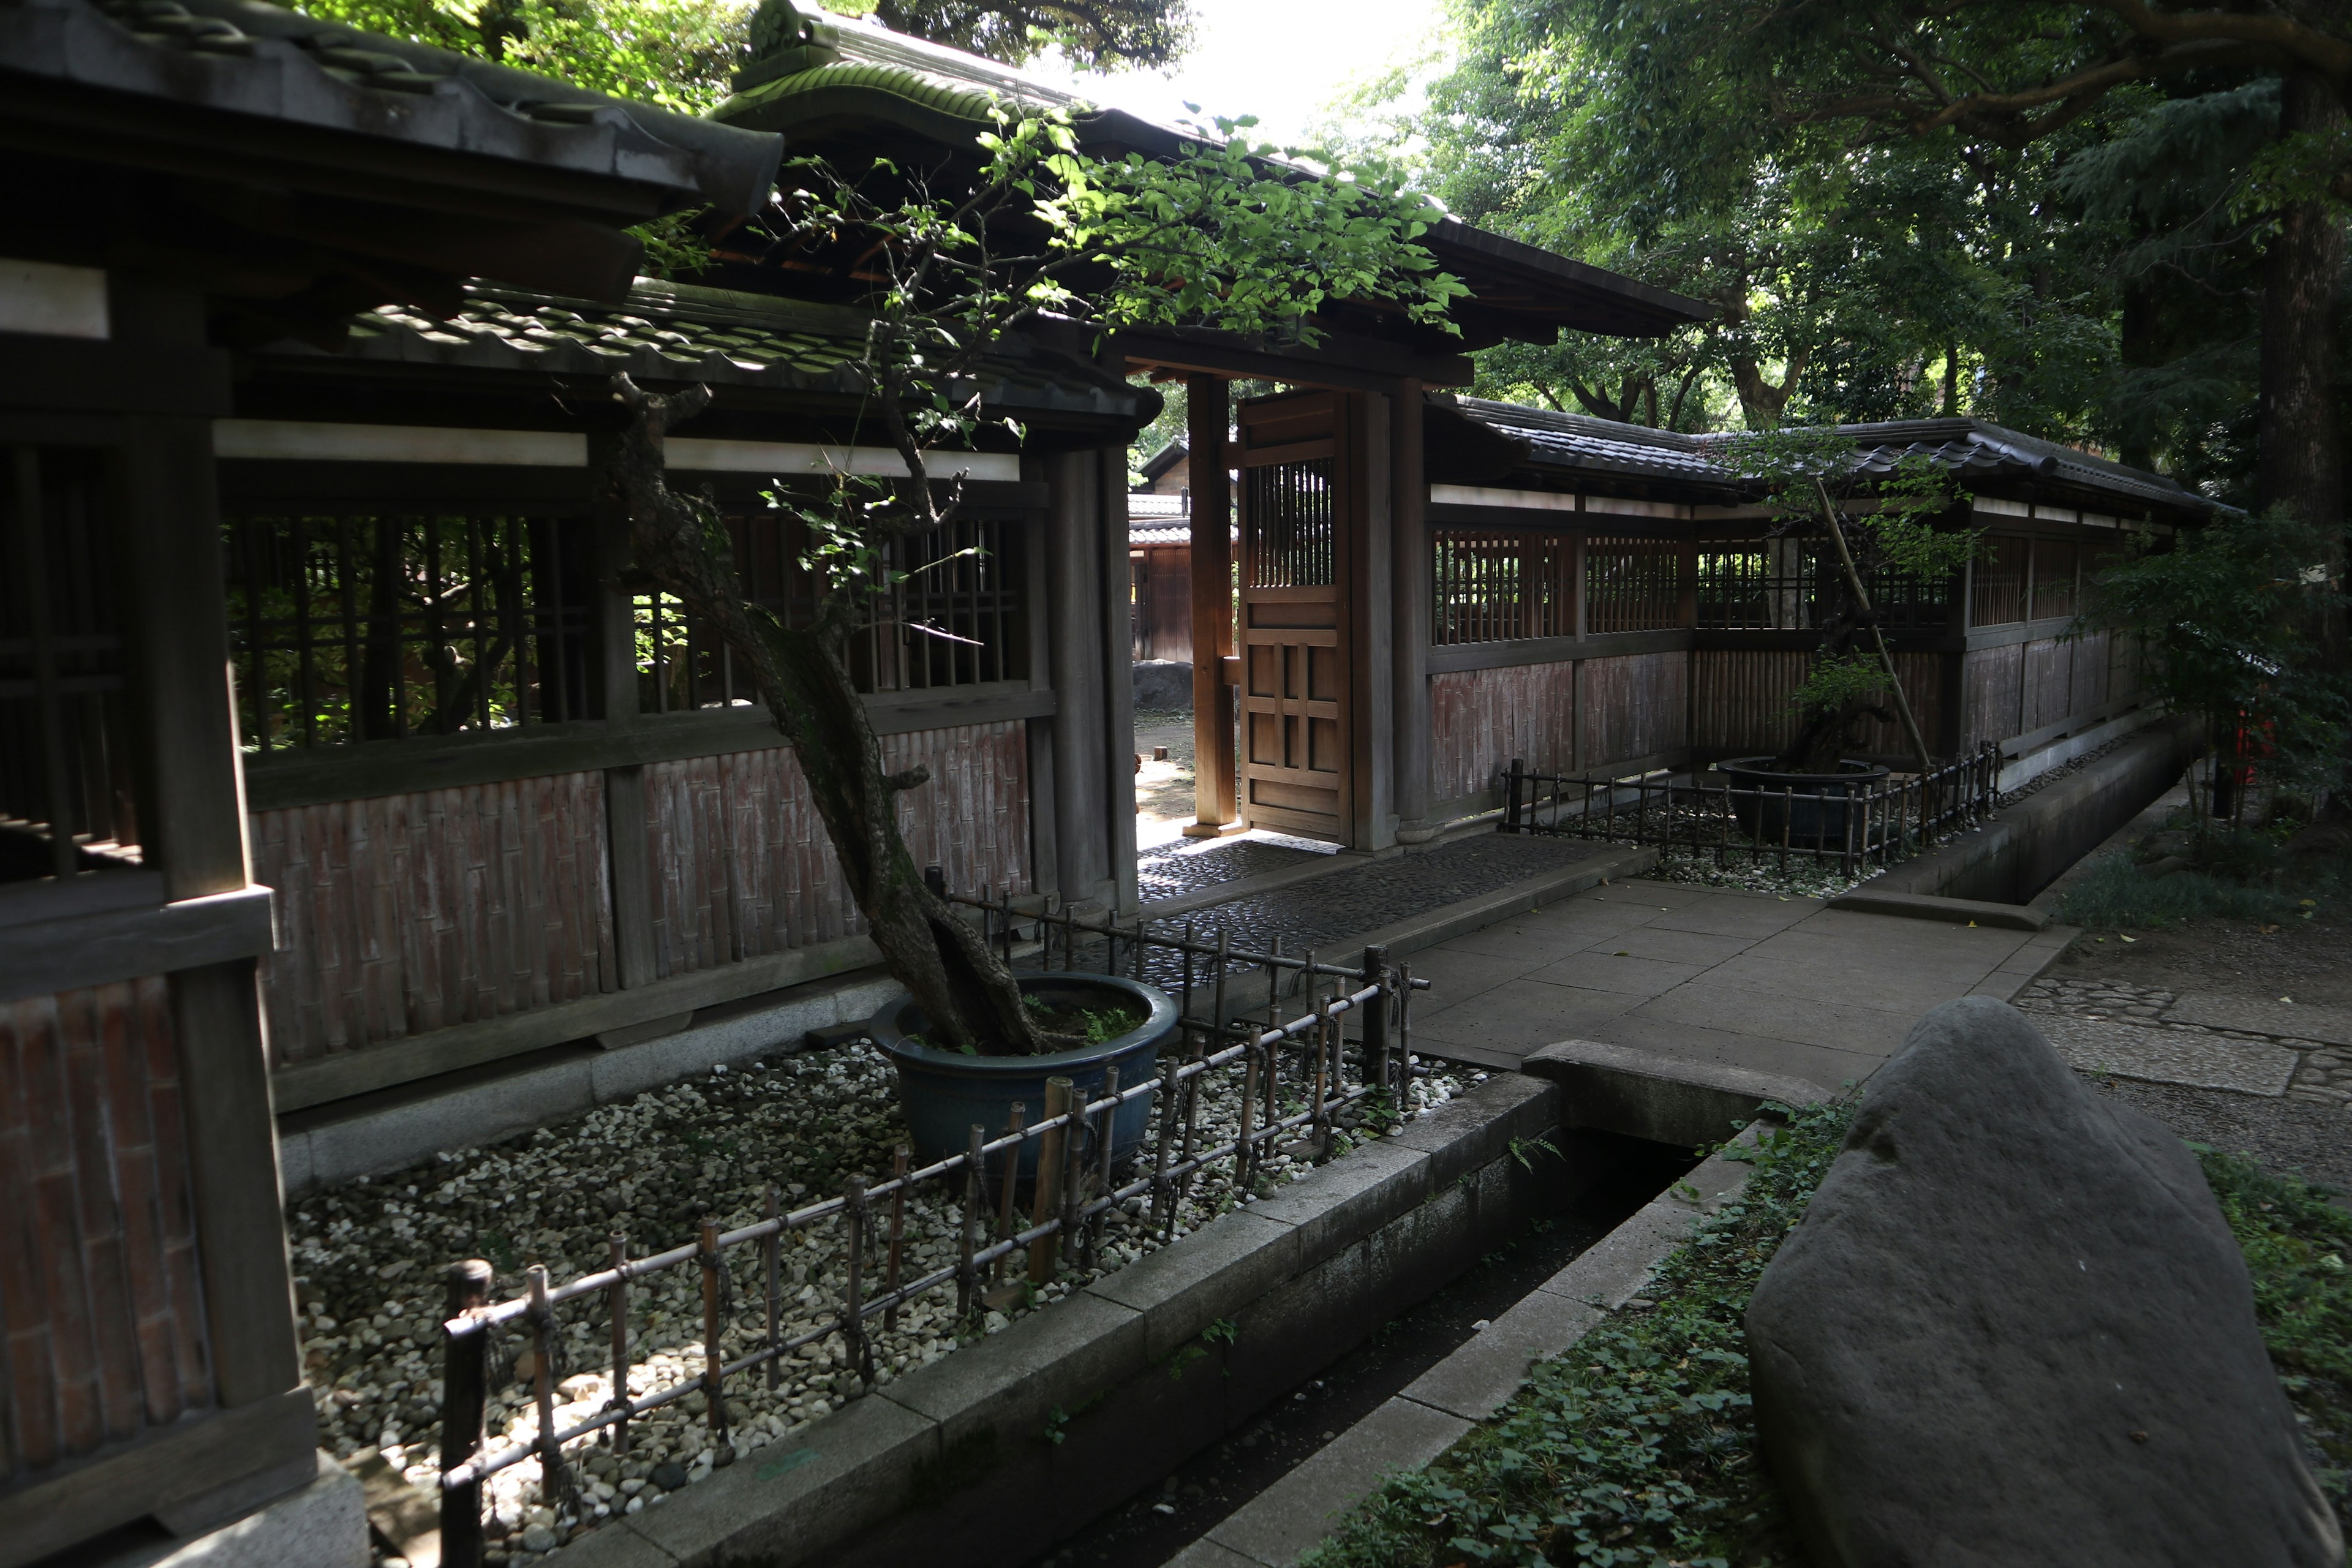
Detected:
left=1359, top=0, right=2347, bottom=533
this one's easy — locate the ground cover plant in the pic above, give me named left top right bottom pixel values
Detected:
left=2059, top=798, right=2352, bottom=934
left=1302, top=1103, right=2352, bottom=1567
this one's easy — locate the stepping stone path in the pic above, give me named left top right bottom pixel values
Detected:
left=2017, top=978, right=2352, bottom=1103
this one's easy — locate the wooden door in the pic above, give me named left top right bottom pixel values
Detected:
left=1236, top=393, right=1351, bottom=841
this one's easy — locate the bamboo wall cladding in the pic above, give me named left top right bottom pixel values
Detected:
left=1962, top=644, right=2025, bottom=747
left=643, top=722, right=1030, bottom=979
left=252, top=773, right=616, bottom=1065
left=1693, top=650, right=1945, bottom=760
left=1580, top=652, right=1687, bottom=770
left=1430, top=663, right=1575, bottom=805
left=0, top=978, right=212, bottom=1480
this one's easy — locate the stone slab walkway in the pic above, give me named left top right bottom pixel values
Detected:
left=1400, top=882, right=2072, bottom=1098
left=2016, top=975, right=2352, bottom=1104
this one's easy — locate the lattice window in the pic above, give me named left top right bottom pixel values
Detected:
left=1244, top=459, right=1334, bottom=588
left=2032, top=540, right=2079, bottom=621
left=633, top=511, right=1024, bottom=712
left=1971, top=536, right=2029, bottom=626
left=1, top=446, right=138, bottom=880
left=1696, top=542, right=1819, bottom=631
left=1585, top=535, right=1683, bottom=633
left=224, top=513, right=595, bottom=752
left=1430, top=532, right=1576, bottom=646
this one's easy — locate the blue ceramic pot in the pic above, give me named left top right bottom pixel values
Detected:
left=867, top=973, right=1179, bottom=1177
left=1717, top=757, right=1891, bottom=850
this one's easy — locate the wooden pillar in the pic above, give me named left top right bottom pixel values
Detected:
left=1390, top=380, right=1435, bottom=843
left=590, top=429, right=658, bottom=991
left=1021, top=473, right=1061, bottom=901
left=1184, top=375, right=1236, bottom=834
left=105, top=271, right=316, bottom=1504
left=1352, top=391, right=1395, bottom=851
left=1047, top=447, right=1112, bottom=909
left=1100, top=442, right=1140, bottom=915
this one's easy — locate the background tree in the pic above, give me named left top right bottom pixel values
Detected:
left=600, top=113, right=1465, bottom=1055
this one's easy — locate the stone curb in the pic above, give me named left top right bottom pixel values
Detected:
left=1183, top=1123, right=1773, bottom=1567
left=1521, top=1038, right=1822, bottom=1149
left=546, top=1072, right=1569, bottom=1568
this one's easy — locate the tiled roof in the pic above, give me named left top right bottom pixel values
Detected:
left=1829, top=419, right=2206, bottom=512
left=1434, top=396, right=2213, bottom=515
left=265, top=279, right=1154, bottom=421
left=3, top=0, right=780, bottom=217
left=1441, top=398, right=1727, bottom=484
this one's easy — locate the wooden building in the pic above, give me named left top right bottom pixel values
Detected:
left=0, top=0, right=780, bottom=1560
left=1168, top=391, right=2209, bottom=847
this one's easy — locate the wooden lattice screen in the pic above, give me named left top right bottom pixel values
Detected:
left=1584, top=535, right=1682, bottom=634
left=1243, top=460, right=1335, bottom=588
left=1, top=445, right=138, bottom=878
left=223, top=512, right=595, bottom=752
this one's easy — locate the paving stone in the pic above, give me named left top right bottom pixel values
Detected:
left=2165, top=994, right=2352, bottom=1048
left=2037, top=1015, right=2297, bottom=1097
left=1626, top=986, right=1918, bottom=1057
left=1644, top=891, right=1823, bottom=938
left=1164, top=1539, right=1266, bottom=1568
left=1204, top=1396, right=1471, bottom=1567
left=1409, top=978, right=1645, bottom=1057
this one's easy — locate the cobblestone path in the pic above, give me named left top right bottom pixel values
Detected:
left=2016, top=976, right=2352, bottom=1104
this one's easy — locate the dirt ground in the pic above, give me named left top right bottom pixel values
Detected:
left=1133, top=708, right=1196, bottom=848
left=2051, top=916, right=2352, bottom=1008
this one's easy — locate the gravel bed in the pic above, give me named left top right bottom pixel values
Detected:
left=290, top=1042, right=1473, bottom=1566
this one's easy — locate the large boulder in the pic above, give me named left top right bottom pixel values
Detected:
left=1746, top=995, right=2340, bottom=1567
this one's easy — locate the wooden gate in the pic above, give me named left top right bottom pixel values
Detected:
left=1236, top=393, right=1351, bottom=841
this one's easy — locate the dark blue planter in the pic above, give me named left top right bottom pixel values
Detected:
left=1718, top=757, right=1891, bottom=849
left=868, top=973, right=1179, bottom=1177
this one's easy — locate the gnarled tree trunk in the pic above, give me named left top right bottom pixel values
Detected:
left=594, top=374, right=1049, bottom=1056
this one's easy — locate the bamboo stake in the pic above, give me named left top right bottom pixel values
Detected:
left=883, top=1145, right=908, bottom=1332
left=442, top=1261, right=492, bottom=1568
left=698, top=1219, right=730, bottom=1446
left=842, top=1178, right=873, bottom=1391
left=609, top=1234, right=631, bottom=1450
left=527, top=1265, right=568, bottom=1508
left=1089, top=1065, right=1121, bottom=1264
left=1028, top=1079, right=1071, bottom=1284
left=1058, top=1079, right=1088, bottom=1270
left=992, top=1101, right=1024, bottom=1284
left=759, top=1192, right=778, bottom=1393
left=958, top=1124, right=984, bottom=1317
left=1152, top=1055, right=1180, bottom=1238
left=1814, top=477, right=1934, bottom=779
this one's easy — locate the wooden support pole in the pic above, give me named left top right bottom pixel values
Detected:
left=1187, top=374, right=1237, bottom=834
left=610, top=1232, right=633, bottom=1447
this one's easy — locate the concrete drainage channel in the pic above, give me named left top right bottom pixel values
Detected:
left=1029, top=1134, right=1698, bottom=1568
left=548, top=1067, right=1773, bottom=1568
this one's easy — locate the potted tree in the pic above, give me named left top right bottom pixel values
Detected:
left=594, top=85, right=1464, bottom=1161
left=1716, top=429, right=1977, bottom=848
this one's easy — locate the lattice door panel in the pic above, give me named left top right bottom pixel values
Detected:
left=1235, top=393, right=1351, bottom=842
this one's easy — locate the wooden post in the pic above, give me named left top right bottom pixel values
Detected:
left=1187, top=374, right=1237, bottom=834
left=440, top=1260, right=494, bottom=1568
left=1362, top=943, right=1391, bottom=1095
left=1351, top=390, right=1395, bottom=851
left=1504, top=758, right=1524, bottom=833
left=1390, top=379, right=1433, bottom=843
left=1028, top=1079, right=1072, bottom=1284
